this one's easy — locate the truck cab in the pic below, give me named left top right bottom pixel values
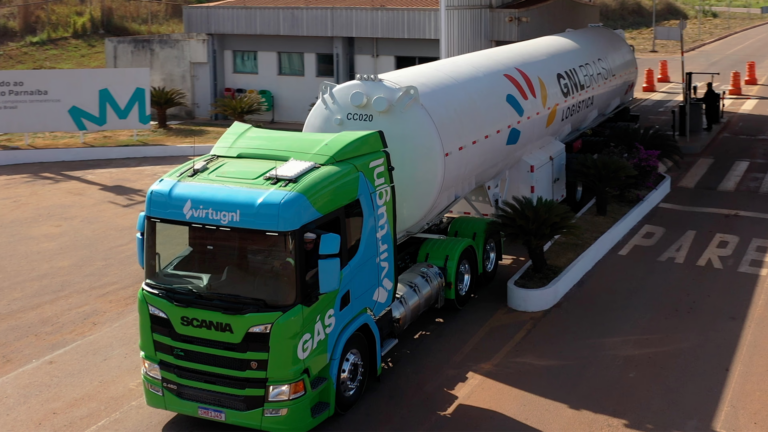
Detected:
left=137, top=122, right=500, bottom=431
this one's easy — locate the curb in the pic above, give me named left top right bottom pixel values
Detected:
left=0, top=144, right=215, bottom=166
left=685, top=20, right=768, bottom=53
left=507, top=174, right=672, bottom=312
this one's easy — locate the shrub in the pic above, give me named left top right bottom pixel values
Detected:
left=151, top=87, right=188, bottom=129
left=573, top=155, right=637, bottom=216
left=493, top=196, right=580, bottom=274
left=210, top=94, right=265, bottom=122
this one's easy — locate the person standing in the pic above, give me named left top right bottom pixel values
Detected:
left=702, top=82, right=720, bottom=132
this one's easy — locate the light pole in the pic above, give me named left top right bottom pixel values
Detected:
left=651, top=0, right=658, bottom=52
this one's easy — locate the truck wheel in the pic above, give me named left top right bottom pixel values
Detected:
left=335, top=332, right=369, bottom=414
left=453, top=249, right=477, bottom=309
left=481, top=233, right=501, bottom=285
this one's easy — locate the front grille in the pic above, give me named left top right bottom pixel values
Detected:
left=162, top=379, right=265, bottom=412
left=311, top=402, right=331, bottom=418
left=150, top=315, right=269, bottom=353
left=160, top=362, right=266, bottom=390
left=155, top=341, right=267, bottom=372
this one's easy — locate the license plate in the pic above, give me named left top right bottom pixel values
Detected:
left=198, top=406, right=226, bottom=422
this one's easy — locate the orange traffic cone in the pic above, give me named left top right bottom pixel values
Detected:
left=642, top=68, right=656, bottom=92
left=729, top=71, right=742, bottom=95
left=745, top=61, right=758, bottom=85
left=657, top=60, right=671, bottom=83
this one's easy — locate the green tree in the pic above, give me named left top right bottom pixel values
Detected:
left=150, top=87, right=187, bottom=129
left=492, top=196, right=579, bottom=273
left=573, top=154, right=637, bottom=216
left=210, top=94, right=265, bottom=122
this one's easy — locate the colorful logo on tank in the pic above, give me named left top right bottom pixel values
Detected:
left=504, top=68, right=559, bottom=145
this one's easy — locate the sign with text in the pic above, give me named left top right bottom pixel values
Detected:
left=655, top=26, right=682, bottom=41
left=0, top=68, right=151, bottom=133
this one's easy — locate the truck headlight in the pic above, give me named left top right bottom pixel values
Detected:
left=248, top=324, right=272, bottom=333
left=142, top=359, right=161, bottom=380
left=268, top=380, right=305, bottom=401
left=148, top=304, right=168, bottom=319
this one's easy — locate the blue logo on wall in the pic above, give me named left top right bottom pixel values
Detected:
left=68, top=87, right=151, bottom=131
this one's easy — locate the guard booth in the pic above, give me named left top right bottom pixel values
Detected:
left=678, top=71, right=719, bottom=136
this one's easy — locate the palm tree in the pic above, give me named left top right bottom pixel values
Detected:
left=150, top=87, right=187, bottom=129
left=493, top=196, right=579, bottom=273
left=573, top=155, right=637, bottom=216
left=210, top=94, right=265, bottom=122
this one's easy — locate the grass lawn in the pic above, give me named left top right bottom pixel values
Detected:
left=0, top=123, right=230, bottom=150
left=0, top=35, right=107, bottom=70
left=515, top=201, right=634, bottom=289
left=626, top=14, right=768, bottom=55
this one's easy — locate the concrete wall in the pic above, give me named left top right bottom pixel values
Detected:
left=354, top=55, right=396, bottom=75
left=222, top=50, right=332, bottom=123
left=106, top=34, right=209, bottom=119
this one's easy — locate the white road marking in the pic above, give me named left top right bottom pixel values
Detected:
left=640, top=91, right=672, bottom=106
left=658, top=203, right=768, bottom=220
left=658, top=230, right=696, bottom=263
left=717, top=161, right=750, bottom=191
left=0, top=314, right=134, bottom=383
left=679, top=158, right=714, bottom=188
left=618, top=225, right=666, bottom=255
left=724, top=98, right=738, bottom=108
left=759, top=174, right=768, bottom=194
left=739, top=99, right=759, bottom=113
left=84, top=398, right=143, bottom=432
left=659, top=97, right=683, bottom=111
left=696, top=233, right=740, bottom=269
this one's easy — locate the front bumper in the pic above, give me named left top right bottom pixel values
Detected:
left=141, top=356, right=333, bottom=431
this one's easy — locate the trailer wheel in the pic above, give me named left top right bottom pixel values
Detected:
left=335, top=332, right=369, bottom=414
left=481, top=233, right=501, bottom=285
left=453, top=249, right=477, bottom=309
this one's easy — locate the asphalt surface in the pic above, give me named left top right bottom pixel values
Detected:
left=3, top=24, right=768, bottom=432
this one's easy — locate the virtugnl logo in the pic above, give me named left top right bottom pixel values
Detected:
left=183, top=199, right=240, bottom=225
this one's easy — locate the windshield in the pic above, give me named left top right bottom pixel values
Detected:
left=144, top=218, right=298, bottom=307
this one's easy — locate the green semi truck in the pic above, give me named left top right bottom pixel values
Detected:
left=136, top=27, right=636, bottom=430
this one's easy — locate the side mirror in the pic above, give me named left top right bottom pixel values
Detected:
left=319, top=233, right=341, bottom=255
left=136, top=212, right=145, bottom=269
left=318, top=233, right=341, bottom=294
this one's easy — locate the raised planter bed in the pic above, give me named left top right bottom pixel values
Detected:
left=507, top=173, right=671, bottom=312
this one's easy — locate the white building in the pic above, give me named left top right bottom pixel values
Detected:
left=107, top=0, right=600, bottom=123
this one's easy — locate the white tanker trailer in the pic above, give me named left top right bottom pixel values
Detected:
left=304, top=26, right=638, bottom=239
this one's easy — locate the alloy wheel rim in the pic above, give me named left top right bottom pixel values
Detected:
left=339, top=349, right=364, bottom=397
left=483, top=240, right=497, bottom=272
left=457, top=260, right=472, bottom=296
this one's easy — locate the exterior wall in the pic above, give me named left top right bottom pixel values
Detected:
left=443, top=0, right=492, bottom=57
left=490, top=0, right=600, bottom=42
left=222, top=50, right=331, bottom=123
left=106, top=34, right=209, bottom=119
left=184, top=6, right=440, bottom=39
left=354, top=55, right=396, bottom=75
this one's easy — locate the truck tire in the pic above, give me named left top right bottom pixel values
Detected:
left=453, top=249, right=477, bottom=309
left=481, top=233, right=501, bottom=285
left=335, top=332, right=369, bottom=414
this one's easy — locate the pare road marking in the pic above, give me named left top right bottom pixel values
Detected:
left=619, top=224, right=768, bottom=275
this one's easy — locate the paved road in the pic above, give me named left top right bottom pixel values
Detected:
left=3, top=23, right=768, bottom=432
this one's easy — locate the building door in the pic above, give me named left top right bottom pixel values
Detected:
left=192, top=63, right=211, bottom=119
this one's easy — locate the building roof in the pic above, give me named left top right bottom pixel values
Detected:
left=197, top=0, right=438, bottom=7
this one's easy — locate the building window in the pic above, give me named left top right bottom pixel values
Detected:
left=279, top=52, right=305, bottom=76
left=317, top=53, right=335, bottom=78
left=395, top=56, right=438, bottom=70
left=233, top=51, right=258, bottom=74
